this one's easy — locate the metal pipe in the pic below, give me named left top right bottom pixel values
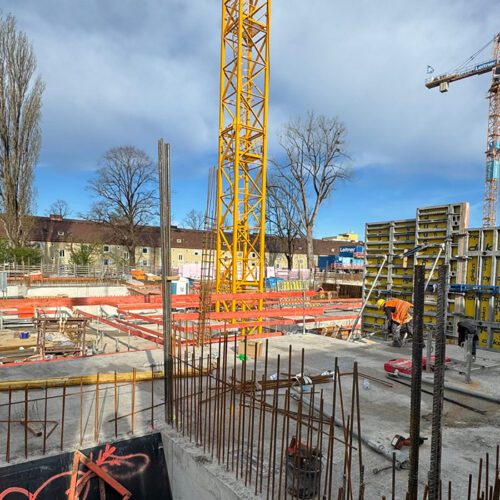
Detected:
left=348, top=255, right=387, bottom=341
left=424, top=245, right=444, bottom=292
left=290, top=388, right=409, bottom=469
left=390, top=371, right=500, bottom=404
left=159, top=139, right=173, bottom=424
left=465, top=335, right=473, bottom=384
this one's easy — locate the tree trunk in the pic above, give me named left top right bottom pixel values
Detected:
left=128, top=246, right=136, bottom=267
left=306, top=225, right=315, bottom=269
left=286, top=254, right=293, bottom=270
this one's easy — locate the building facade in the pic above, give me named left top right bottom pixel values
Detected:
left=23, top=215, right=363, bottom=272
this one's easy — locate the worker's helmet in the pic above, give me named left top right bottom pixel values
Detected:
left=377, top=299, right=386, bottom=310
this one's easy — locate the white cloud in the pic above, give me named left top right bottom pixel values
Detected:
left=3, top=0, right=499, bottom=181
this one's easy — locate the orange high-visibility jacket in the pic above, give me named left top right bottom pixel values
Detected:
left=384, top=299, right=413, bottom=325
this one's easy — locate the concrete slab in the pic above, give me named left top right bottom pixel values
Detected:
left=0, top=333, right=497, bottom=498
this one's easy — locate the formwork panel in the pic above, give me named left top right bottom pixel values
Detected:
left=362, top=203, right=469, bottom=337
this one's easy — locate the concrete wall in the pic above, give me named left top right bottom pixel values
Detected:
left=162, top=429, right=261, bottom=500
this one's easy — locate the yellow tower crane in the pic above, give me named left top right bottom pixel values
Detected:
left=215, top=0, right=271, bottom=334
left=425, top=34, right=500, bottom=227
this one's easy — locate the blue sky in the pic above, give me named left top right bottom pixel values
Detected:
left=3, top=0, right=499, bottom=238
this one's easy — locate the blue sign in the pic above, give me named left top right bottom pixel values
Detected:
left=474, top=59, right=497, bottom=72
left=339, top=246, right=355, bottom=257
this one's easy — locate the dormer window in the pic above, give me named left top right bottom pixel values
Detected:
left=58, top=231, right=64, bottom=236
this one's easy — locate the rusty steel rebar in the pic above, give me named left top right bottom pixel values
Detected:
left=428, top=265, right=448, bottom=500
left=408, top=265, right=425, bottom=500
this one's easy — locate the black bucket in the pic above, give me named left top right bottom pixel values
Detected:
left=286, top=451, right=322, bottom=498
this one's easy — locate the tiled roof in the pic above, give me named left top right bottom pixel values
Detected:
left=15, top=216, right=362, bottom=255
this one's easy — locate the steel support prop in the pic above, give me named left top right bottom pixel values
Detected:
left=159, top=139, right=173, bottom=424
left=348, top=255, right=387, bottom=341
left=428, top=265, right=448, bottom=499
left=408, top=265, right=425, bottom=499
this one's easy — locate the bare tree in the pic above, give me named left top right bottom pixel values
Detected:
left=47, top=199, right=70, bottom=218
left=183, top=209, right=204, bottom=230
left=0, top=12, right=44, bottom=247
left=87, top=146, right=158, bottom=266
left=272, top=111, right=351, bottom=268
left=266, top=175, right=301, bottom=270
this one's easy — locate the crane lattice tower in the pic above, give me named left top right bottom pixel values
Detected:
left=215, top=0, right=271, bottom=333
left=483, top=34, right=500, bottom=227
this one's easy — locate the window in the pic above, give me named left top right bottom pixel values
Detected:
left=178, top=255, right=183, bottom=261
left=250, top=252, right=256, bottom=258
left=58, top=231, right=64, bottom=236
left=176, top=239, right=181, bottom=243
left=142, top=260, right=149, bottom=266
left=142, top=248, right=149, bottom=254
left=59, top=250, right=65, bottom=258
left=103, top=245, right=110, bottom=253
left=103, top=259, right=109, bottom=266
left=193, top=250, right=201, bottom=256
left=123, top=251, right=129, bottom=259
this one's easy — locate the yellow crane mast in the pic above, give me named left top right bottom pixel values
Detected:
left=215, top=0, right=271, bottom=334
left=426, top=34, right=500, bottom=227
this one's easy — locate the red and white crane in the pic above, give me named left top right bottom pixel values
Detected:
left=426, top=34, right=500, bottom=227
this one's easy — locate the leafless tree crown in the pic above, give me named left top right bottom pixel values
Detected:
left=87, top=145, right=158, bottom=266
left=48, top=199, right=70, bottom=218
left=0, top=12, right=44, bottom=246
left=271, top=111, right=352, bottom=268
left=183, top=209, right=205, bottom=230
left=266, top=174, right=302, bottom=269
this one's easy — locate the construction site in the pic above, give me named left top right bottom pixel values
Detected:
left=0, top=2, right=500, bottom=500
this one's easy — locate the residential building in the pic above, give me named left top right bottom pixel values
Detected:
left=19, top=215, right=362, bottom=271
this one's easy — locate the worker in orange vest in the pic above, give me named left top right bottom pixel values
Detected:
left=377, top=298, right=413, bottom=347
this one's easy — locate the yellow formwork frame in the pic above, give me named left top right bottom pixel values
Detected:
left=216, top=0, right=271, bottom=334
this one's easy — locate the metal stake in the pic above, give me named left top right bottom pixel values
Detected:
left=159, top=139, right=173, bottom=424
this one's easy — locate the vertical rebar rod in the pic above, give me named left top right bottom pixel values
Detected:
left=131, top=368, right=136, bottom=434
left=43, top=385, right=48, bottom=454
left=60, top=382, right=66, bottom=450
left=486, top=452, right=490, bottom=500
left=392, top=452, right=396, bottom=500
left=259, top=340, right=270, bottom=492
left=6, top=388, right=11, bottom=462
left=151, top=365, right=155, bottom=429
left=428, top=265, right=448, bottom=500
left=94, top=373, right=100, bottom=443
left=24, top=387, right=28, bottom=458
left=114, top=371, right=118, bottom=437
left=478, top=458, right=484, bottom=500
left=408, top=265, right=425, bottom=500
left=159, top=139, right=173, bottom=424
left=271, top=355, right=281, bottom=498
left=221, top=332, right=228, bottom=461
